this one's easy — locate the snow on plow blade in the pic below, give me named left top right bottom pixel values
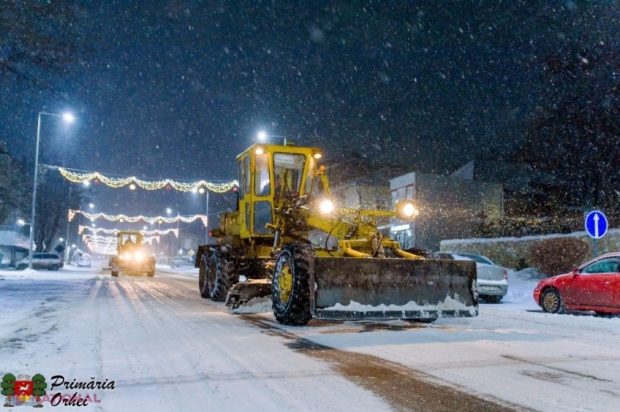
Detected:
left=310, top=258, right=478, bottom=320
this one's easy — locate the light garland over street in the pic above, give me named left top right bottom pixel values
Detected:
left=68, top=210, right=208, bottom=226
left=78, top=226, right=179, bottom=237
left=57, top=166, right=237, bottom=193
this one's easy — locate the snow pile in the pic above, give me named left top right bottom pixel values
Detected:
left=231, top=296, right=273, bottom=314
left=498, top=268, right=543, bottom=310
left=324, top=294, right=477, bottom=316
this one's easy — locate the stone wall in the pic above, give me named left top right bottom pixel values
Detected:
left=440, top=229, right=620, bottom=269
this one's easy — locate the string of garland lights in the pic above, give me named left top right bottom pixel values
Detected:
left=69, top=210, right=208, bottom=226
left=56, top=166, right=237, bottom=193
left=79, top=226, right=179, bottom=237
left=82, top=233, right=159, bottom=249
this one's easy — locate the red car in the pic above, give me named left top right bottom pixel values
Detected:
left=533, top=252, right=620, bottom=315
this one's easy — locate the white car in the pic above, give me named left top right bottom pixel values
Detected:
left=170, top=259, right=194, bottom=269
left=436, top=252, right=509, bottom=303
left=15, top=253, right=64, bottom=271
left=77, top=254, right=92, bottom=268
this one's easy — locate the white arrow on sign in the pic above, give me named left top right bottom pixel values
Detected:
left=594, top=213, right=599, bottom=238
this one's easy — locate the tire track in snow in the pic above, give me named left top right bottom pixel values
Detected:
left=96, top=272, right=391, bottom=411
left=239, top=315, right=524, bottom=412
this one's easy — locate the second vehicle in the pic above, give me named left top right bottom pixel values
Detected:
left=436, top=252, right=508, bottom=303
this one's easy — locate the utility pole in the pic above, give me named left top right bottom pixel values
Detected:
left=205, top=190, right=209, bottom=243
left=64, top=186, right=72, bottom=263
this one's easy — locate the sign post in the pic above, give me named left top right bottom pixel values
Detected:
left=585, top=210, right=608, bottom=257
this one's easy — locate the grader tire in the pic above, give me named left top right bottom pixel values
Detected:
left=198, top=253, right=210, bottom=299
left=207, top=250, right=236, bottom=302
left=272, top=242, right=313, bottom=326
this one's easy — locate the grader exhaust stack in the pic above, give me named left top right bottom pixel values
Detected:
left=196, top=142, right=478, bottom=325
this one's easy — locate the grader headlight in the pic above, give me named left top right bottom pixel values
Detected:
left=134, top=251, right=145, bottom=261
left=396, top=201, right=419, bottom=220
left=318, top=198, right=335, bottom=214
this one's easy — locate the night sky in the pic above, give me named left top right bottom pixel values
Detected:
left=1, top=1, right=613, bottom=229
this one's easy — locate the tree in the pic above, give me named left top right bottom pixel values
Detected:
left=0, top=1, right=87, bottom=87
left=0, top=142, right=30, bottom=225
left=515, top=38, right=620, bottom=212
left=33, top=169, right=85, bottom=252
left=31, top=374, right=46, bottom=408
left=1, top=373, right=15, bottom=407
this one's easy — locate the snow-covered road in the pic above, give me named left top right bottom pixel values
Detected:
left=1, top=267, right=619, bottom=411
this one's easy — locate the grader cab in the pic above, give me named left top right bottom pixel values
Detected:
left=195, top=142, right=478, bottom=325
left=109, top=231, right=156, bottom=277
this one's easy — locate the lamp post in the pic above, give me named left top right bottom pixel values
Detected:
left=29, top=111, right=75, bottom=269
left=257, top=131, right=287, bottom=145
left=197, top=187, right=209, bottom=243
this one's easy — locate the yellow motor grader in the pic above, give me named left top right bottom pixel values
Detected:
left=195, top=142, right=478, bottom=325
left=109, top=231, right=156, bottom=277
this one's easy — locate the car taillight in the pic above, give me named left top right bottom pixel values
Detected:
left=504, top=269, right=508, bottom=280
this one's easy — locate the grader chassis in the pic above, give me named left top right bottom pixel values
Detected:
left=196, top=142, right=478, bottom=325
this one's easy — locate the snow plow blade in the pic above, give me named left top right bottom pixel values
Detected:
left=310, top=258, right=478, bottom=320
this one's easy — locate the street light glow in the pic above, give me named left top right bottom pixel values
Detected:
left=89, top=203, right=94, bottom=208
left=62, top=112, right=75, bottom=123
left=83, top=180, right=90, bottom=187
left=198, top=187, right=205, bottom=194
left=166, top=208, right=172, bottom=214
left=257, top=131, right=267, bottom=141
left=18, top=219, right=26, bottom=226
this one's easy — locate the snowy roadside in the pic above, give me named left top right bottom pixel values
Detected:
left=155, top=263, right=199, bottom=276
left=239, top=268, right=620, bottom=411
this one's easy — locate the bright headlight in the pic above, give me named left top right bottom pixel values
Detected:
left=396, top=201, right=419, bottom=220
left=318, top=199, right=334, bottom=214
left=402, top=203, right=415, bottom=217
left=134, top=251, right=144, bottom=261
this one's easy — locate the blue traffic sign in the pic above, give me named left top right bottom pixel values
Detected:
left=585, top=210, right=608, bottom=239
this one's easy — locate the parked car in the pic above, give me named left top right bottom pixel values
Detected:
left=76, top=253, right=92, bottom=268
left=436, top=252, right=509, bottom=303
left=533, top=252, right=620, bottom=315
left=15, top=253, right=64, bottom=271
left=170, top=259, right=194, bottom=269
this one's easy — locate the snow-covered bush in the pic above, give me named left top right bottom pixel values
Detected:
left=529, top=238, right=591, bottom=277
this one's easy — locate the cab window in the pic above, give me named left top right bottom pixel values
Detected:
left=237, top=160, right=245, bottom=197
left=243, top=156, right=251, bottom=195
left=255, top=152, right=270, bottom=196
left=274, top=153, right=305, bottom=195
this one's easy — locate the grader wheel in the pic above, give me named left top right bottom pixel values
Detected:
left=272, top=242, right=313, bottom=326
left=198, top=253, right=210, bottom=299
left=206, top=249, right=236, bottom=302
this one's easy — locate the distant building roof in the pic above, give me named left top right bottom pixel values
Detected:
left=0, top=230, right=29, bottom=248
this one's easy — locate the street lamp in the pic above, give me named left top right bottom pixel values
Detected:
left=29, top=111, right=75, bottom=269
left=89, top=203, right=95, bottom=209
left=257, top=130, right=287, bottom=145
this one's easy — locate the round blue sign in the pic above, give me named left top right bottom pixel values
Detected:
left=585, top=210, right=608, bottom=239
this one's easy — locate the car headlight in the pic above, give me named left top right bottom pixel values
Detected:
left=134, top=251, right=144, bottom=261
left=395, top=201, right=419, bottom=220
left=318, top=198, right=335, bottom=214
